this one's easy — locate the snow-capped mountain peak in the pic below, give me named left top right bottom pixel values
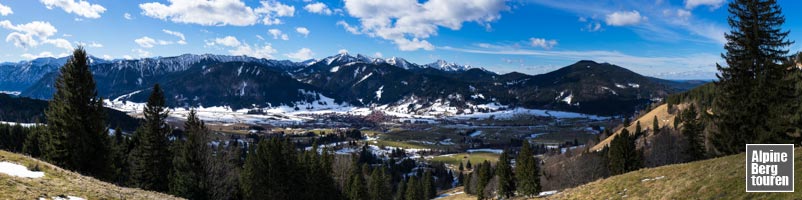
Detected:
left=383, top=57, right=416, bottom=70
left=425, top=59, right=472, bottom=72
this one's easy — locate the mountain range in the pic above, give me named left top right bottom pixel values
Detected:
left=0, top=53, right=705, bottom=116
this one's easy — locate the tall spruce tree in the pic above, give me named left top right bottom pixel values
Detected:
left=515, top=141, right=541, bottom=197
left=110, top=125, right=130, bottom=185
left=395, top=177, right=407, bottom=200
left=404, top=177, right=420, bottom=200
left=682, top=104, right=706, bottom=161
left=422, top=171, right=436, bottom=199
left=169, top=109, right=211, bottom=199
left=129, top=84, right=172, bottom=191
left=476, top=161, right=492, bottom=200
left=713, top=0, right=796, bottom=155
left=44, top=47, right=110, bottom=178
left=346, top=162, right=368, bottom=200
left=496, top=149, right=515, bottom=198
left=607, top=129, right=641, bottom=175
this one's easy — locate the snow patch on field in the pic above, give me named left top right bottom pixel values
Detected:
left=467, top=149, right=503, bottom=154
left=538, top=190, right=558, bottom=197
left=0, top=121, right=39, bottom=127
left=0, top=161, right=44, bottom=178
left=0, top=90, right=20, bottom=95
left=469, top=130, right=483, bottom=137
left=375, top=85, right=384, bottom=100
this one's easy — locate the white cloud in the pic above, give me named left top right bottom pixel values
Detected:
left=337, top=21, right=360, bottom=34
left=442, top=45, right=721, bottom=79
left=342, top=0, right=508, bottom=51
left=268, top=29, right=288, bottom=40
left=21, top=51, right=56, bottom=59
left=40, top=0, right=106, bottom=19
left=123, top=55, right=133, bottom=60
left=530, top=0, right=726, bottom=45
left=338, top=49, right=348, bottom=54
left=285, top=48, right=314, bottom=60
left=75, top=41, right=103, bottom=48
left=229, top=43, right=276, bottom=59
left=254, top=0, right=295, bottom=25
left=605, top=10, right=645, bottom=26
left=676, top=9, right=691, bottom=19
left=255, top=35, right=265, bottom=40
left=124, top=12, right=133, bottom=20
left=134, top=36, right=157, bottom=48
left=210, top=36, right=241, bottom=47
left=395, top=38, right=434, bottom=51
left=133, top=48, right=151, bottom=58
left=102, top=54, right=112, bottom=60
left=0, top=20, right=72, bottom=50
left=140, top=0, right=256, bottom=26
left=304, top=2, right=332, bottom=15
left=140, top=0, right=294, bottom=26
left=529, top=38, right=557, bottom=50
left=162, top=29, right=186, bottom=44
left=0, top=3, right=13, bottom=16
left=206, top=35, right=276, bottom=58
left=374, top=52, right=383, bottom=58
left=296, top=27, right=310, bottom=37
left=685, top=0, right=725, bottom=10
left=583, top=22, right=602, bottom=32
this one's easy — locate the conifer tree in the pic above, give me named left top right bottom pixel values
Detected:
left=110, top=125, right=130, bottom=185
left=170, top=109, right=211, bottom=199
left=607, top=129, right=641, bottom=175
left=129, top=84, right=172, bottom=191
left=464, top=172, right=473, bottom=194
left=422, top=171, right=436, bottom=199
left=404, top=177, right=420, bottom=200
left=347, top=162, right=368, bottom=200
left=369, top=168, right=389, bottom=200
left=395, top=177, right=407, bottom=200
left=682, top=104, right=706, bottom=161
left=652, top=116, right=660, bottom=134
left=22, top=126, right=43, bottom=158
left=515, top=141, right=541, bottom=197
left=476, top=161, right=492, bottom=200
left=496, top=149, right=514, bottom=198
left=44, top=47, right=110, bottom=178
left=713, top=0, right=796, bottom=155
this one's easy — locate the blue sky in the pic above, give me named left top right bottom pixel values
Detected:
left=0, top=0, right=800, bottom=79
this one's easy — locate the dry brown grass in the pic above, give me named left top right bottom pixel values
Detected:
left=550, top=148, right=802, bottom=199
left=0, top=150, right=182, bottom=200
left=591, top=104, right=681, bottom=151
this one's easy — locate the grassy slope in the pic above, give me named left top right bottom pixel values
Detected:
left=552, top=148, right=802, bottom=199
left=591, top=104, right=679, bottom=151
left=428, top=152, right=500, bottom=166
left=0, top=150, right=181, bottom=200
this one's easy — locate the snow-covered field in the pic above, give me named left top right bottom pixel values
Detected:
left=0, top=121, right=39, bottom=127
left=0, top=161, right=44, bottom=178
left=105, top=91, right=606, bottom=125
left=0, top=90, right=20, bottom=95
left=466, top=149, right=504, bottom=154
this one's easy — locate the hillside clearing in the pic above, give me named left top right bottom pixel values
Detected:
left=591, top=104, right=679, bottom=151
left=0, top=150, right=181, bottom=200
